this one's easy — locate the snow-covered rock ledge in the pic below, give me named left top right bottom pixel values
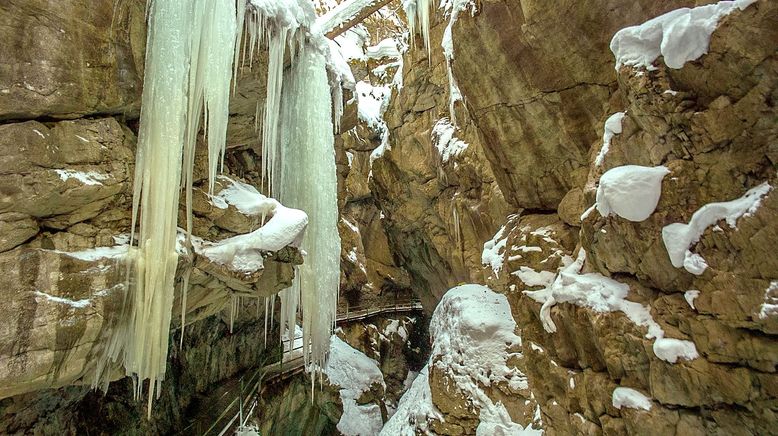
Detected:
left=382, top=284, right=542, bottom=435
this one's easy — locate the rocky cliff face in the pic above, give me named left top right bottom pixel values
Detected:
left=373, top=0, right=778, bottom=434
left=0, top=0, right=306, bottom=431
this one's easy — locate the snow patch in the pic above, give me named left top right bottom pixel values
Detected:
left=612, top=387, right=652, bottom=411
left=662, top=182, right=772, bottom=275
left=432, top=118, right=468, bottom=162
left=482, top=224, right=509, bottom=277
left=589, top=165, right=670, bottom=222
left=610, top=0, right=758, bottom=70
left=652, top=338, right=700, bottom=363
left=55, top=169, right=109, bottom=186
left=684, top=290, right=700, bottom=310
left=759, top=281, right=778, bottom=319
left=525, top=249, right=698, bottom=364
left=33, top=291, right=92, bottom=309
left=594, top=112, right=626, bottom=166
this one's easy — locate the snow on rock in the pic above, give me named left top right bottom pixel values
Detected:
left=366, top=38, right=401, bottom=60
left=324, top=336, right=386, bottom=436
left=525, top=249, right=699, bottom=364
left=594, top=112, right=626, bottom=166
left=199, top=177, right=308, bottom=273
left=662, top=182, right=772, bottom=275
left=482, top=223, right=509, bottom=277
left=610, top=0, right=758, bottom=70
left=512, top=267, right=557, bottom=288
left=59, top=245, right=129, bottom=261
left=586, top=165, right=670, bottom=222
left=380, top=366, right=441, bottom=435
left=355, top=81, right=390, bottom=129
left=335, top=26, right=370, bottom=61
left=33, top=291, right=92, bottom=309
left=684, top=290, right=700, bottom=310
left=652, top=338, right=700, bottom=363
left=432, top=118, right=469, bottom=162
left=54, top=169, right=109, bottom=186
left=314, top=0, right=386, bottom=36
left=383, top=284, right=540, bottom=435
left=759, top=281, right=778, bottom=319
left=612, top=387, right=653, bottom=411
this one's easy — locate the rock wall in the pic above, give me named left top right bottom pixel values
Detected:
left=375, top=0, right=778, bottom=434
left=0, top=0, right=305, bottom=432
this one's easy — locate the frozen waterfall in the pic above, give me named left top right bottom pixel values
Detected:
left=277, top=45, right=342, bottom=376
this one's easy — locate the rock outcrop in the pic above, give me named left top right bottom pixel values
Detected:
left=377, top=0, right=778, bottom=434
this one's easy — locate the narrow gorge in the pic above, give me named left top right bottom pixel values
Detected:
left=0, top=0, right=776, bottom=435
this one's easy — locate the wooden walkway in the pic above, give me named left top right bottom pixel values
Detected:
left=180, top=301, right=423, bottom=435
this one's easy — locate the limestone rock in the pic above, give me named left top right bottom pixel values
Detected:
left=0, top=0, right=146, bottom=120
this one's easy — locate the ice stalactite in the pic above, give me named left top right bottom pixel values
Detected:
left=440, top=0, right=474, bottom=125
left=108, top=0, right=195, bottom=414
left=403, top=0, right=432, bottom=59
left=241, top=0, right=311, bottom=197
left=277, top=45, right=341, bottom=376
left=96, top=0, right=241, bottom=416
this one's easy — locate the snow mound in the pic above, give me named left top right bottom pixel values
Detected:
left=367, top=38, right=401, bottom=59
left=199, top=178, right=308, bottom=273
left=383, top=284, right=540, bottom=435
left=610, top=0, right=758, bottom=70
left=589, top=165, right=670, bottom=222
left=324, top=336, right=386, bottom=436
left=652, top=338, right=699, bottom=364
left=662, top=182, right=772, bottom=275
left=612, top=387, right=652, bottom=411
left=594, top=112, right=626, bottom=167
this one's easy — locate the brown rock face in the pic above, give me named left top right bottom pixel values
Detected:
left=0, top=0, right=146, bottom=120
left=378, top=0, right=778, bottom=434
left=370, top=9, right=511, bottom=310
left=451, top=0, right=718, bottom=210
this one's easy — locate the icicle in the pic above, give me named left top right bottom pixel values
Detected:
left=94, top=0, right=241, bottom=416
left=117, top=0, right=193, bottom=417
left=403, top=0, right=432, bottom=60
left=277, top=46, right=341, bottom=377
left=440, top=0, right=474, bottom=125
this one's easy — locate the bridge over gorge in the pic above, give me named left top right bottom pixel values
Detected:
left=179, top=300, right=424, bottom=436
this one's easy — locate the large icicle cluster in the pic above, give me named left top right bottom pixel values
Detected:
left=277, top=44, right=342, bottom=376
left=95, top=0, right=242, bottom=414
left=95, top=0, right=347, bottom=415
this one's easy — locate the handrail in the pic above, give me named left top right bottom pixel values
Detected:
left=208, top=300, right=423, bottom=435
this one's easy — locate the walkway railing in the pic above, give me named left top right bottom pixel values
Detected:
left=197, top=299, right=423, bottom=435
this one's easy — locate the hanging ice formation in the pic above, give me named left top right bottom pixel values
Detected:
left=95, top=0, right=345, bottom=414
left=93, top=0, right=241, bottom=415
left=403, top=0, right=432, bottom=58
left=276, top=42, right=342, bottom=376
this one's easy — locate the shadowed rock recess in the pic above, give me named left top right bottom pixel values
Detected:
left=0, top=0, right=777, bottom=435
